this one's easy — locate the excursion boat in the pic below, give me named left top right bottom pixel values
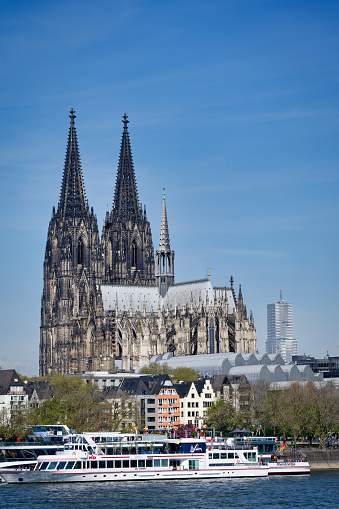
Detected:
left=0, top=425, right=71, bottom=479
left=0, top=431, right=269, bottom=483
left=233, top=435, right=310, bottom=475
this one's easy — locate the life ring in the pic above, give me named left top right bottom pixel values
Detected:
left=237, top=459, right=240, bottom=463
left=288, top=458, right=292, bottom=463
left=72, top=452, right=76, bottom=456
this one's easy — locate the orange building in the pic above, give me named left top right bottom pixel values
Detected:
left=156, top=385, right=180, bottom=430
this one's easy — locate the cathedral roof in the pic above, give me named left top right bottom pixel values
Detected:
left=112, top=113, right=140, bottom=223
left=57, top=109, right=88, bottom=220
left=100, top=279, right=236, bottom=314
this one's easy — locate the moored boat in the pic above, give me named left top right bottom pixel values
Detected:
left=0, top=431, right=269, bottom=483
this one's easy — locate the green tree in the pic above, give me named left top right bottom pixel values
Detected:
left=139, top=362, right=173, bottom=376
left=33, top=374, right=103, bottom=432
left=206, top=400, right=238, bottom=435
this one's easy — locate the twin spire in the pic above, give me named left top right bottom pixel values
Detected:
left=112, top=112, right=140, bottom=224
left=57, top=108, right=88, bottom=220
left=57, top=109, right=174, bottom=291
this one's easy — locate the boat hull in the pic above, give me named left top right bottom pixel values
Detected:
left=0, top=465, right=269, bottom=484
left=268, top=461, right=310, bottom=475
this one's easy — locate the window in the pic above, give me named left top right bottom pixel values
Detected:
left=147, top=399, right=155, bottom=404
left=148, top=408, right=155, bottom=413
left=47, top=461, right=58, bottom=470
left=147, top=417, right=155, bottom=422
left=78, top=238, right=84, bottom=265
left=205, top=393, right=212, bottom=398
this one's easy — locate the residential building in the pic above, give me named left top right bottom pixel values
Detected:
left=0, top=370, right=28, bottom=423
left=175, top=379, right=215, bottom=428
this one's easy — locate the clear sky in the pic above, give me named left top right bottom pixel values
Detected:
left=0, top=0, right=338, bottom=375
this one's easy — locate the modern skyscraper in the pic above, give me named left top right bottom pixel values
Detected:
left=266, top=291, right=297, bottom=363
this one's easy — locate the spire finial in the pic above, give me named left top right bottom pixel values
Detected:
left=163, top=187, right=166, bottom=200
left=230, top=275, right=234, bottom=288
left=69, top=108, right=76, bottom=126
left=207, top=265, right=211, bottom=281
left=122, top=112, right=129, bottom=129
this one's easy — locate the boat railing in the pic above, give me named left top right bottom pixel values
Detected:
left=0, top=442, right=64, bottom=448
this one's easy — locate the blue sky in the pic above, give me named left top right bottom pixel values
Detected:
left=0, top=0, right=338, bottom=375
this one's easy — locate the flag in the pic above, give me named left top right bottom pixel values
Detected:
left=280, top=442, right=286, bottom=452
left=258, top=423, right=262, bottom=433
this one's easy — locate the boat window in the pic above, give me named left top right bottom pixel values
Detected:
left=189, top=459, right=199, bottom=470
left=130, top=460, right=137, bottom=468
left=99, top=461, right=105, bottom=469
left=90, top=461, right=98, bottom=469
left=146, top=460, right=152, bottom=468
left=107, top=460, right=113, bottom=468
left=65, top=462, right=75, bottom=469
left=228, top=453, right=234, bottom=459
left=234, top=453, right=239, bottom=458
left=213, top=453, right=219, bottom=459
left=39, top=462, right=49, bottom=470
left=208, top=453, right=212, bottom=459
left=221, top=453, right=227, bottom=459
left=154, top=459, right=160, bottom=468
left=138, top=460, right=145, bottom=468
left=57, top=462, right=67, bottom=470
left=115, top=460, right=121, bottom=468
left=161, top=459, right=168, bottom=468
left=123, top=460, right=129, bottom=468
left=73, top=461, right=81, bottom=469
left=47, top=462, right=58, bottom=470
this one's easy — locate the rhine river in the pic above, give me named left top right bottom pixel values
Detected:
left=1, top=471, right=338, bottom=509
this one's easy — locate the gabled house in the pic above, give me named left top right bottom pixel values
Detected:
left=174, top=378, right=215, bottom=428
left=0, top=370, right=28, bottom=421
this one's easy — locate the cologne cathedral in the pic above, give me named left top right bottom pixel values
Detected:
left=39, top=110, right=257, bottom=376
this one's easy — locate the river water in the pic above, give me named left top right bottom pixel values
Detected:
left=1, top=470, right=338, bottom=509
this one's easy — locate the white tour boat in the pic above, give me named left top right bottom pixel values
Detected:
left=0, top=431, right=269, bottom=483
left=233, top=435, right=310, bottom=475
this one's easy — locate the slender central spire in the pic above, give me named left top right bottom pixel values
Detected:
left=57, top=109, right=88, bottom=220
left=159, top=188, right=171, bottom=252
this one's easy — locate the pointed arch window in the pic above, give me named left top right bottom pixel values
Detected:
left=78, top=238, right=84, bottom=265
left=132, top=242, right=137, bottom=268
left=209, top=318, right=215, bottom=354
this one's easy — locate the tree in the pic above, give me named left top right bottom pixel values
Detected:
left=138, top=363, right=198, bottom=383
left=206, top=400, right=238, bottom=435
left=139, top=362, right=172, bottom=375
left=171, top=367, right=199, bottom=383
left=33, top=374, right=104, bottom=432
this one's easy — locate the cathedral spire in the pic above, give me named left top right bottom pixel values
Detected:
left=159, top=188, right=171, bottom=252
left=112, top=113, right=139, bottom=223
left=57, top=109, right=88, bottom=220
left=156, top=189, right=175, bottom=297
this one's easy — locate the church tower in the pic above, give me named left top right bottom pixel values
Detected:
left=101, top=114, right=155, bottom=285
left=40, top=109, right=113, bottom=376
left=156, top=189, right=175, bottom=296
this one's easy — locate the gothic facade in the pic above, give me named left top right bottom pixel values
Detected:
left=39, top=111, right=257, bottom=376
